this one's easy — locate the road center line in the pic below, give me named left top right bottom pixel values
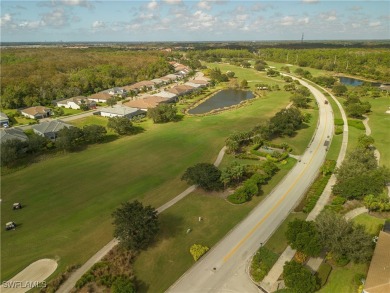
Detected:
left=223, top=94, right=329, bottom=263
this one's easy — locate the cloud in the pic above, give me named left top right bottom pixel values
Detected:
left=302, top=0, right=319, bottom=3
left=148, top=0, right=158, bottom=10
left=320, top=11, right=337, bottom=21
left=198, top=1, right=211, bottom=10
left=92, top=20, right=105, bottom=28
left=19, top=20, right=45, bottom=29
left=0, top=13, right=12, bottom=27
left=298, top=17, right=310, bottom=25
left=42, top=8, right=68, bottom=27
left=61, top=0, right=91, bottom=8
left=369, top=21, right=381, bottom=27
left=163, top=0, right=182, bottom=4
left=281, top=16, right=295, bottom=26
left=185, top=10, right=216, bottom=31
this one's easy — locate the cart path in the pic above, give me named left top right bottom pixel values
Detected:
left=1, top=259, right=57, bottom=293
left=57, top=146, right=226, bottom=293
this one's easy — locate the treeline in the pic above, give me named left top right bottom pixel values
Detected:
left=259, top=48, right=390, bottom=81
left=1, top=48, right=174, bottom=109
left=186, top=49, right=253, bottom=63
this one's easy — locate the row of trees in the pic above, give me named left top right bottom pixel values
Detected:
left=259, top=48, right=390, bottom=81
left=1, top=48, right=174, bottom=109
left=283, top=210, right=374, bottom=292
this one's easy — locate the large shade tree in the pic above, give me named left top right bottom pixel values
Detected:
left=112, top=200, right=159, bottom=251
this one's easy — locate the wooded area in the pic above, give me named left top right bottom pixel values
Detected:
left=1, top=48, right=173, bottom=109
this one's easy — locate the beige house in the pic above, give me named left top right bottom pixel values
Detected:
left=21, top=106, right=52, bottom=119
left=57, top=96, right=96, bottom=110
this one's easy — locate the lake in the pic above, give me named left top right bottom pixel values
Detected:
left=188, top=89, right=254, bottom=114
left=339, top=76, right=381, bottom=87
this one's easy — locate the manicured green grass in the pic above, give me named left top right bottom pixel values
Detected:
left=1, top=93, right=294, bottom=281
left=204, top=62, right=286, bottom=90
left=134, top=159, right=297, bottom=293
left=352, top=214, right=385, bottom=236
left=348, top=119, right=365, bottom=130
left=362, top=96, right=390, bottom=167
left=60, top=108, right=83, bottom=116
left=317, top=263, right=368, bottom=293
left=318, top=263, right=332, bottom=287
left=1, top=109, right=35, bottom=126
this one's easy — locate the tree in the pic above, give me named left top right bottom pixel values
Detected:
left=290, top=93, right=311, bottom=108
left=107, top=116, right=136, bottom=135
left=332, top=83, right=348, bottom=96
left=27, top=133, right=48, bottom=154
left=269, top=107, right=305, bottom=137
left=283, top=261, right=320, bottom=293
left=240, top=79, right=248, bottom=88
left=83, top=124, right=107, bottom=143
left=286, top=219, right=322, bottom=257
left=147, top=103, right=177, bottom=123
left=226, top=71, right=235, bottom=78
left=364, top=194, right=390, bottom=212
left=241, top=61, right=251, bottom=68
left=181, top=163, right=222, bottom=191
left=357, top=134, right=374, bottom=149
left=333, top=147, right=389, bottom=199
left=56, top=126, right=84, bottom=151
left=1, top=139, right=27, bottom=166
left=111, top=276, right=136, bottom=293
left=267, top=69, right=280, bottom=77
left=106, top=98, right=117, bottom=107
left=112, top=200, right=159, bottom=251
left=254, top=63, right=266, bottom=71
left=315, top=210, right=373, bottom=263
left=220, top=161, right=246, bottom=187
left=190, top=244, right=209, bottom=261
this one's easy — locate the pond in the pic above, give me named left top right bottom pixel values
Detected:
left=188, top=89, right=254, bottom=114
left=339, top=76, right=381, bottom=87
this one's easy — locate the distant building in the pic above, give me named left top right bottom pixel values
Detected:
left=88, top=92, right=113, bottom=103
left=32, top=120, right=72, bottom=141
left=21, top=106, right=52, bottom=119
left=0, top=112, right=10, bottom=127
left=0, top=128, right=28, bottom=143
left=98, top=105, right=145, bottom=119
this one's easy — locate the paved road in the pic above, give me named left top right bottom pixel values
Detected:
left=167, top=77, right=334, bottom=293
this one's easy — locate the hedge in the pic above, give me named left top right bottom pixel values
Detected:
left=250, top=247, right=279, bottom=282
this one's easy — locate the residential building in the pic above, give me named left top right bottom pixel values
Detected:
left=123, top=96, right=171, bottom=111
left=88, top=92, right=113, bottom=103
left=32, top=120, right=71, bottom=140
left=0, top=128, right=28, bottom=143
left=123, top=81, right=155, bottom=93
left=108, top=87, right=127, bottom=97
left=152, top=91, right=177, bottom=100
left=0, top=112, right=10, bottom=127
left=166, top=84, right=195, bottom=96
left=363, top=231, right=390, bottom=293
left=21, top=106, right=52, bottom=119
left=56, top=96, right=96, bottom=110
left=98, top=105, right=145, bottom=119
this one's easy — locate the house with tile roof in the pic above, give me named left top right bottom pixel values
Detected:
left=21, top=106, right=52, bottom=119
left=88, top=92, right=113, bottom=103
left=32, top=120, right=72, bottom=141
left=0, top=128, right=28, bottom=143
left=166, top=84, right=195, bottom=96
left=123, top=96, right=171, bottom=111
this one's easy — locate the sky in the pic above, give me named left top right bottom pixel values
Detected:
left=0, top=0, right=389, bottom=42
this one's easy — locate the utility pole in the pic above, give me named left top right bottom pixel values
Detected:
left=301, top=32, right=304, bottom=44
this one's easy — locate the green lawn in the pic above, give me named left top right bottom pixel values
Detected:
left=1, top=90, right=295, bottom=281
left=317, top=263, right=368, bottom=293
left=1, top=109, right=36, bottom=126
left=352, top=213, right=385, bottom=236
left=362, top=96, right=390, bottom=167
left=134, top=158, right=297, bottom=293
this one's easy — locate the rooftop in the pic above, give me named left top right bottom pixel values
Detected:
left=21, top=106, right=51, bottom=116
left=0, top=127, right=28, bottom=143
left=32, top=120, right=72, bottom=134
left=100, top=105, right=144, bottom=116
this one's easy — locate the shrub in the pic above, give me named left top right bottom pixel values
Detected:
left=190, top=244, right=209, bottom=261
left=347, top=119, right=365, bottom=130
left=335, top=126, right=343, bottom=135
left=334, top=118, right=344, bottom=126
left=111, top=276, right=136, bottom=293
left=250, top=247, right=279, bottom=282
left=317, top=263, right=332, bottom=287
left=283, top=261, right=320, bottom=293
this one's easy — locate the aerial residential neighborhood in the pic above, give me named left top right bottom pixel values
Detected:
left=1, top=1, right=389, bottom=293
